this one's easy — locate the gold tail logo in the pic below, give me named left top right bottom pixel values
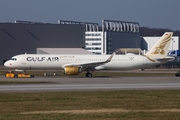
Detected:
left=144, top=32, right=173, bottom=62
left=150, top=34, right=172, bottom=55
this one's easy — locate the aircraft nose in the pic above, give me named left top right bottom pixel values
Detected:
left=4, top=61, right=12, bottom=67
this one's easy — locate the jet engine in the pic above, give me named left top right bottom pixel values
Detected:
left=63, top=66, right=81, bottom=75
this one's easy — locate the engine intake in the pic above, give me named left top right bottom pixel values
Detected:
left=64, top=66, right=81, bottom=75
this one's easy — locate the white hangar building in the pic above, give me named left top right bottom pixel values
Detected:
left=142, top=36, right=179, bottom=52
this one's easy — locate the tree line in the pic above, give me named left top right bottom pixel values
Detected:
left=139, top=27, right=180, bottom=37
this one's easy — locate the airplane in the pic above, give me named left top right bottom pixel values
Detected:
left=4, top=32, right=174, bottom=77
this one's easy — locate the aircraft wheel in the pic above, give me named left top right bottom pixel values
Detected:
left=86, top=73, right=92, bottom=77
left=30, top=75, right=34, bottom=78
left=14, top=74, right=18, bottom=78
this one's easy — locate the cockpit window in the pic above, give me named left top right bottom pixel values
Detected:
left=11, top=58, right=17, bottom=61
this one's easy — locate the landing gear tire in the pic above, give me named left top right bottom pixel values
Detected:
left=14, top=74, right=18, bottom=78
left=86, top=73, right=92, bottom=77
left=30, top=75, right=34, bottom=78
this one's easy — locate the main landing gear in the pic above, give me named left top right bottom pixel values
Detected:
left=86, top=72, right=92, bottom=77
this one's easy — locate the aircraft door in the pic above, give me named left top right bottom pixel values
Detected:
left=75, top=58, right=81, bottom=63
left=21, top=55, right=26, bottom=64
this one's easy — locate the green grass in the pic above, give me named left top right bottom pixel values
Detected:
left=0, top=90, right=180, bottom=119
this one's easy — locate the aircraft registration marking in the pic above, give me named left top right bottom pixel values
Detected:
left=128, top=57, right=134, bottom=61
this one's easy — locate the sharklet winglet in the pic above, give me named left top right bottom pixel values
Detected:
left=106, top=52, right=115, bottom=62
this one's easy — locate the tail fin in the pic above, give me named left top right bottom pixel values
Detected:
left=145, top=32, right=173, bottom=59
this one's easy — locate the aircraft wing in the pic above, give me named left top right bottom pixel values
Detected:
left=62, top=52, right=115, bottom=69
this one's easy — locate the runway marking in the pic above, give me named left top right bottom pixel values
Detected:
left=21, top=108, right=180, bottom=114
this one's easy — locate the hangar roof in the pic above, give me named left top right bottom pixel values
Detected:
left=37, top=48, right=95, bottom=54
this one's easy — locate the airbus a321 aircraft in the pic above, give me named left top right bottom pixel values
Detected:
left=4, top=32, right=174, bottom=77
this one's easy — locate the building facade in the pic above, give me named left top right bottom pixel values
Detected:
left=84, top=20, right=140, bottom=54
left=85, top=32, right=104, bottom=54
left=1, top=19, right=177, bottom=66
left=0, top=22, right=84, bottom=64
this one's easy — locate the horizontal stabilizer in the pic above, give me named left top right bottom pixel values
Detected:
left=156, top=56, right=175, bottom=62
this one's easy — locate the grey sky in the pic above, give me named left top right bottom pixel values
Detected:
left=0, top=0, right=180, bottom=30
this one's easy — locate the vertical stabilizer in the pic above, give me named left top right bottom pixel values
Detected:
left=145, top=32, right=173, bottom=59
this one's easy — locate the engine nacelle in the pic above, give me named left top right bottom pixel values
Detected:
left=63, top=66, right=81, bottom=75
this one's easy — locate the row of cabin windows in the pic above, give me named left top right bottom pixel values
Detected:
left=10, top=58, right=132, bottom=61
left=59, top=59, right=131, bottom=61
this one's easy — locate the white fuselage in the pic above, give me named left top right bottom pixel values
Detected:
left=4, top=54, right=163, bottom=71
